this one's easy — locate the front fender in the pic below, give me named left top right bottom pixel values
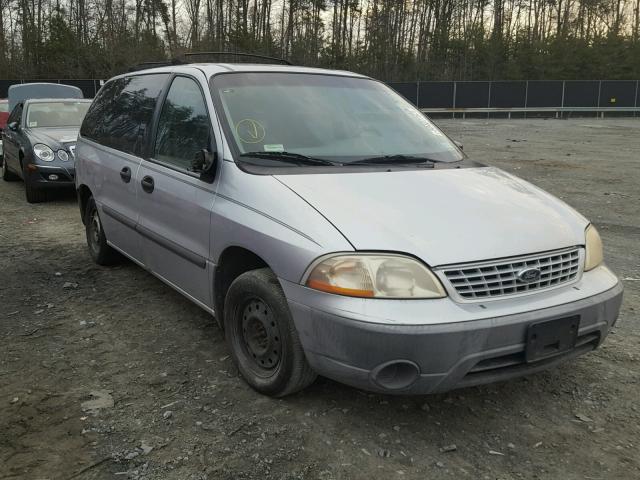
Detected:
left=211, top=161, right=353, bottom=283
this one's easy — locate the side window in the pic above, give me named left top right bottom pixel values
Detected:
left=81, top=74, right=168, bottom=156
left=154, top=76, right=211, bottom=170
left=8, top=104, right=23, bottom=124
left=80, top=80, right=123, bottom=142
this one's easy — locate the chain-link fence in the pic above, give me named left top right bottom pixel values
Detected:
left=387, top=80, right=640, bottom=116
left=3, top=79, right=639, bottom=116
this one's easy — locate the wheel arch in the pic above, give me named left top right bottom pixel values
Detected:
left=77, top=184, right=93, bottom=225
left=214, top=246, right=273, bottom=328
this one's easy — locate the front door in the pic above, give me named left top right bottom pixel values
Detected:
left=137, top=75, right=216, bottom=307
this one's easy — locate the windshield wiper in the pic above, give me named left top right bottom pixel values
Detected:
left=239, top=151, right=340, bottom=166
left=349, top=154, right=442, bottom=166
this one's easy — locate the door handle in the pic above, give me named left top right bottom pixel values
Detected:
left=120, top=166, right=131, bottom=183
left=141, top=175, right=154, bottom=193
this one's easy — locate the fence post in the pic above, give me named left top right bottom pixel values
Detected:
left=597, top=80, right=602, bottom=119
left=487, top=81, right=492, bottom=119
left=560, top=81, right=566, bottom=119
left=635, top=80, right=639, bottom=118
left=452, top=81, right=457, bottom=119
left=524, top=80, right=529, bottom=119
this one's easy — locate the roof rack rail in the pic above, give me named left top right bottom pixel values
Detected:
left=184, top=52, right=292, bottom=66
left=125, top=52, right=292, bottom=73
left=127, top=59, right=184, bottom=72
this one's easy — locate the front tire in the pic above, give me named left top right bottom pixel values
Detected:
left=25, top=180, right=47, bottom=203
left=85, top=197, right=119, bottom=265
left=224, top=268, right=316, bottom=397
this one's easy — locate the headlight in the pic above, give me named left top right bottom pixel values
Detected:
left=57, top=149, right=69, bottom=161
left=584, top=224, right=603, bottom=271
left=304, top=254, right=447, bottom=298
left=33, top=144, right=55, bottom=162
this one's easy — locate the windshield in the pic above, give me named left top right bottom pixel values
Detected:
left=26, top=102, right=91, bottom=128
left=210, top=73, right=463, bottom=165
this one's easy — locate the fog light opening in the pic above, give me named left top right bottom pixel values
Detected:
left=372, top=360, right=420, bottom=390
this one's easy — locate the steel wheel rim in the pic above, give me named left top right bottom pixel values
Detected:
left=89, top=209, right=101, bottom=251
left=240, top=298, right=282, bottom=373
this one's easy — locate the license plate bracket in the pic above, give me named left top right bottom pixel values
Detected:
left=525, top=315, right=580, bottom=363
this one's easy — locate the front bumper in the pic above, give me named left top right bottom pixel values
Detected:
left=26, top=163, right=75, bottom=187
left=282, top=265, right=623, bottom=394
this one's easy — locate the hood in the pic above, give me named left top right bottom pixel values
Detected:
left=275, top=167, right=588, bottom=266
left=27, top=127, right=79, bottom=147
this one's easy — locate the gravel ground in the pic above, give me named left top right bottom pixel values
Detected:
left=1, top=119, right=639, bottom=480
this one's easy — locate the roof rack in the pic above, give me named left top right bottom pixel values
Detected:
left=125, top=52, right=292, bottom=74
left=183, top=51, right=292, bottom=66
left=127, top=60, right=184, bottom=72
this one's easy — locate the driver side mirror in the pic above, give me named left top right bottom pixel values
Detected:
left=8, top=122, right=19, bottom=132
left=191, top=149, right=217, bottom=183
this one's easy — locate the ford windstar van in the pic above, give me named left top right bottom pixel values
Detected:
left=75, top=63, right=623, bottom=397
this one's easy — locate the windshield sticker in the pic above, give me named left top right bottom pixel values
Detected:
left=264, top=144, right=284, bottom=152
left=236, top=118, right=266, bottom=144
left=29, top=121, right=38, bottom=127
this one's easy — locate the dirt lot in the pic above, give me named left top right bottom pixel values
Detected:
left=1, top=119, right=639, bottom=480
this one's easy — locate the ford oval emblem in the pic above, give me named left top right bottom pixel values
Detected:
left=517, top=267, right=541, bottom=283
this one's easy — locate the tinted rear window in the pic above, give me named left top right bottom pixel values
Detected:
left=81, top=74, right=168, bottom=156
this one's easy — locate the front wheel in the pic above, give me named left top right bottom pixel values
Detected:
left=85, top=197, right=119, bottom=265
left=224, top=268, right=316, bottom=397
left=25, top=180, right=47, bottom=203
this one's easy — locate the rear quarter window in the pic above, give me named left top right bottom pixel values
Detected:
left=81, top=74, right=169, bottom=156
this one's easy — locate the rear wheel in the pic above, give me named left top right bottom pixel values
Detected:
left=85, top=196, right=119, bottom=265
left=2, top=158, right=19, bottom=181
left=224, top=268, right=316, bottom=397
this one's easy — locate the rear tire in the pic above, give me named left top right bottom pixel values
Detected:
left=1, top=158, right=19, bottom=181
left=224, top=268, right=317, bottom=397
left=85, top=196, right=119, bottom=265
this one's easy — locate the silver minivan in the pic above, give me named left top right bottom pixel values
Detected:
left=75, top=63, right=623, bottom=397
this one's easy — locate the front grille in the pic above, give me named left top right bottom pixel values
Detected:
left=441, top=248, right=581, bottom=300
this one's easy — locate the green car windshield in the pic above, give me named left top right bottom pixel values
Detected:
left=210, top=73, right=463, bottom=165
